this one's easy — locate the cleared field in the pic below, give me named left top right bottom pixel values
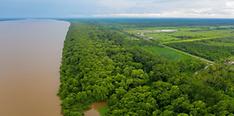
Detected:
left=142, top=45, right=193, bottom=61
left=167, top=37, right=234, bottom=61
left=126, top=26, right=234, bottom=43
left=125, top=25, right=234, bottom=62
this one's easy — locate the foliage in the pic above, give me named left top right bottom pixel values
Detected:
left=59, top=22, right=234, bottom=116
left=167, top=37, right=234, bottom=61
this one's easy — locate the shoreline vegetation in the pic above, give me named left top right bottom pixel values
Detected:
left=59, top=20, right=234, bottom=116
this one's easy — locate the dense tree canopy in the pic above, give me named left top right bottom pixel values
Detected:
left=59, top=22, right=234, bottom=116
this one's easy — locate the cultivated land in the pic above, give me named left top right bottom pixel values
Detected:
left=125, top=25, right=234, bottom=63
left=127, top=27, right=234, bottom=43
left=59, top=19, right=234, bottom=116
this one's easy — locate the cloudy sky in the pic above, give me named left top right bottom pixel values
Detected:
left=1, top=0, right=234, bottom=18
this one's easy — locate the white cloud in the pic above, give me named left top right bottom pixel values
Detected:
left=6, top=0, right=233, bottom=18
left=93, top=13, right=161, bottom=18
left=88, top=0, right=234, bottom=18
left=92, top=8, right=234, bottom=18
left=226, top=0, right=234, bottom=8
left=96, top=0, right=137, bottom=9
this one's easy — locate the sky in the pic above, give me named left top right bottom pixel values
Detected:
left=1, top=0, right=234, bottom=18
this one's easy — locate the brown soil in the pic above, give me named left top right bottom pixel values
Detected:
left=84, top=102, right=107, bottom=116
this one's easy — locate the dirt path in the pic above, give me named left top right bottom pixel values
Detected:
left=84, top=108, right=99, bottom=116
left=84, top=102, right=107, bottom=116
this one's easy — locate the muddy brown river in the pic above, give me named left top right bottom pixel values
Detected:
left=0, top=20, right=70, bottom=116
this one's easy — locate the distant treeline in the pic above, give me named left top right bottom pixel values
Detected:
left=0, top=18, right=24, bottom=21
left=63, top=18, right=234, bottom=27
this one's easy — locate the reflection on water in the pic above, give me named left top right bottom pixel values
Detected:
left=0, top=20, right=70, bottom=116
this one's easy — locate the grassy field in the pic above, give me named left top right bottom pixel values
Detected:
left=126, top=26, right=234, bottom=43
left=142, top=45, right=192, bottom=61
left=124, top=25, right=234, bottom=63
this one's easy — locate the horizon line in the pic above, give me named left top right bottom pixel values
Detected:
left=1, top=17, right=234, bottom=20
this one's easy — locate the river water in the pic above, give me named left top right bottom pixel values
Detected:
left=0, top=20, right=70, bottom=116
